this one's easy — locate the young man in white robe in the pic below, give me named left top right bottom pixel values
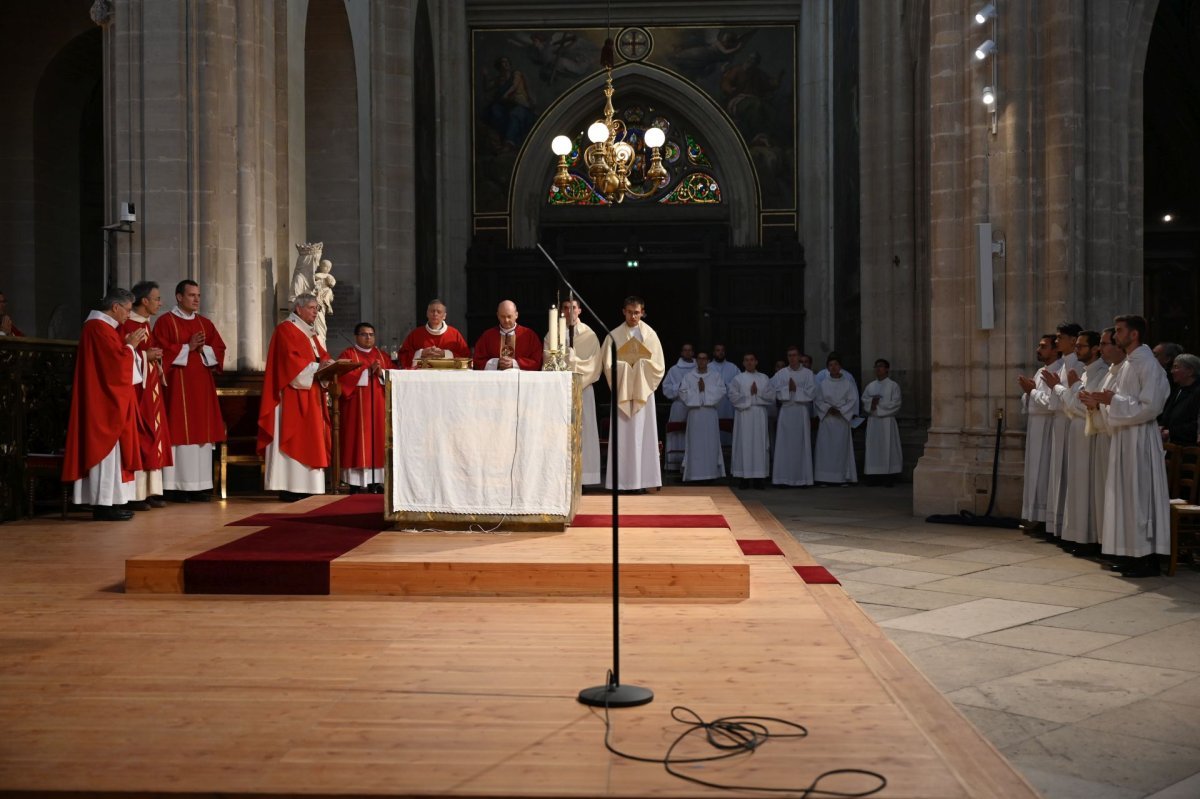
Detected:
left=1043, top=322, right=1083, bottom=539
left=1045, top=330, right=1105, bottom=555
left=710, top=343, right=740, bottom=449
left=602, top=296, right=666, bottom=493
left=769, top=346, right=815, bottom=487
left=678, top=351, right=726, bottom=482
left=813, top=355, right=858, bottom=485
left=1082, top=328, right=1124, bottom=558
left=1017, top=334, right=1062, bottom=535
left=660, top=343, right=696, bottom=473
left=1082, top=314, right=1171, bottom=577
left=728, top=353, right=774, bottom=488
left=814, top=352, right=860, bottom=426
left=861, top=358, right=903, bottom=485
left=560, top=299, right=604, bottom=486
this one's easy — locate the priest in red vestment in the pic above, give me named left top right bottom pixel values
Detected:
left=0, top=290, right=25, bottom=337
left=397, top=298, right=469, bottom=368
left=258, top=294, right=333, bottom=501
left=62, top=288, right=145, bottom=521
left=337, top=322, right=394, bottom=492
left=154, top=279, right=226, bottom=502
left=120, top=281, right=173, bottom=509
left=472, top=299, right=543, bottom=371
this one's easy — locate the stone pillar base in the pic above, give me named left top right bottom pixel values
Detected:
left=913, top=428, right=1025, bottom=518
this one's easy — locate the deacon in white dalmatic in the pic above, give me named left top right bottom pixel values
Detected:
left=860, top=358, right=903, bottom=484
left=602, top=296, right=666, bottom=492
left=677, top=351, right=727, bottom=482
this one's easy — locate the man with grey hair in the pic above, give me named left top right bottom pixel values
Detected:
left=258, top=294, right=334, bottom=501
left=61, top=288, right=146, bottom=521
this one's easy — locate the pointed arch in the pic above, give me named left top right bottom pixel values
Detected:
left=509, top=62, right=759, bottom=247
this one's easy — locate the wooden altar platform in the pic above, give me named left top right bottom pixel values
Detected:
left=0, top=487, right=1041, bottom=799
left=124, top=494, right=749, bottom=598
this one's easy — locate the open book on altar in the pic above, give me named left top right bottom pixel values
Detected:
left=314, top=359, right=359, bottom=382
left=617, top=337, right=653, bottom=368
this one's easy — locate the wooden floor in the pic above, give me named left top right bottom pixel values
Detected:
left=0, top=488, right=1042, bottom=798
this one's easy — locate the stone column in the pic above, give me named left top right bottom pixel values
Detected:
left=858, top=0, right=929, bottom=457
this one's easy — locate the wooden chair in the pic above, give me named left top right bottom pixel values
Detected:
left=213, top=388, right=264, bottom=500
left=1168, top=445, right=1200, bottom=576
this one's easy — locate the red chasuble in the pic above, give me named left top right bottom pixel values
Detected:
left=120, top=316, right=173, bottom=469
left=336, top=346, right=394, bottom=468
left=62, top=318, right=142, bottom=482
left=257, top=320, right=331, bottom=468
left=154, top=310, right=227, bottom=445
left=472, top=325, right=543, bottom=371
left=397, top=324, right=470, bottom=369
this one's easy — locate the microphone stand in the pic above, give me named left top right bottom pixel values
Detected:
left=537, top=243, right=653, bottom=708
left=370, top=353, right=379, bottom=493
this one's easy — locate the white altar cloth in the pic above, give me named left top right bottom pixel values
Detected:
left=387, top=370, right=574, bottom=516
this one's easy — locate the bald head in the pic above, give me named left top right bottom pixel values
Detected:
left=497, top=300, right=518, bottom=329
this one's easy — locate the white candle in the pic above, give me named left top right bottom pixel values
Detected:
left=558, top=315, right=567, bottom=351
left=548, top=306, right=558, bottom=350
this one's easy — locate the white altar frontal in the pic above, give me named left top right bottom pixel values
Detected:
left=384, top=370, right=582, bottom=530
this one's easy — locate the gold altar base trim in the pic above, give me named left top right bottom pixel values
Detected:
left=388, top=512, right=567, bottom=533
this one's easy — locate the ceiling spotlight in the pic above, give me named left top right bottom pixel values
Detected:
left=1163, top=213, right=1174, bottom=223
left=975, top=39, right=997, bottom=60
left=982, top=86, right=996, bottom=106
left=974, top=3, right=997, bottom=24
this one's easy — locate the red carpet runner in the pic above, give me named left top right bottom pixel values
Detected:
left=184, top=495, right=386, bottom=595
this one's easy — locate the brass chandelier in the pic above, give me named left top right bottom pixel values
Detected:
left=550, top=39, right=668, bottom=205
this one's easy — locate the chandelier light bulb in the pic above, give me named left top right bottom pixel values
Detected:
left=587, top=121, right=610, bottom=144
left=550, top=135, right=573, bottom=156
left=643, top=126, right=665, bottom=149
left=974, top=3, right=996, bottom=24
left=975, top=39, right=997, bottom=60
left=982, top=86, right=996, bottom=106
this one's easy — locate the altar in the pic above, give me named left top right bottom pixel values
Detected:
left=384, top=370, right=581, bottom=530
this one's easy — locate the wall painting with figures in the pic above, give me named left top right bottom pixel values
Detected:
left=471, top=25, right=796, bottom=218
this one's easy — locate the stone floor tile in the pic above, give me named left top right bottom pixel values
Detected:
left=821, top=549, right=922, bottom=567
left=822, top=561, right=872, bottom=576
left=838, top=565, right=946, bottom=588
left=783, top=529, right=839, bottom=543
left=1148, top=580, right=1200, bottom=604
left=974, top=625, right=1129, bottom=656
left=832, top=578, right=887, bottom=600
left=938, top=548, right=1049, bottom=565
left=954, top=706, right=1062, bottom=750
left=905, top=532, right=1028, bottom=548
left=879, top=628, right=958, bottom=654
left=839, top=584, right=974, bottom=610
left=891, top=557, right=991, bottom=576
left=1037, top=593, right=1200, bottom=636
left=1077, top=698, right=1200, bottom=747
left=1013, top=765, right=1143, bottom=799
left=905, top=639, right=1066, bottom=693
left=1003, top=726, right=1200, bottom=794
left=1158, top=675, right=1200, bottom=708
left=1145, top=770, right=1200, bottom=799
left=856, top=602, right=920, bottom=622
left=800, top=542, right=854, bottom=555
left=915, top=576, right=1119, bottom=608
left=1017, top=553, right=1117, bottom=573
left=945, top=657, right=1195, bottom=723
left=967, top=563, right=1085, bottom=585
left=1051, top=572, right=1144, bottom=594
left=879, top=597, right=1073, bottom=638
left=1085, top=619, right=1200, bottom=671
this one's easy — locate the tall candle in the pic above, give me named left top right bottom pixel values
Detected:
left=558, top=315, right=567, bottom=351
left=548, top=306, right=558, bottom=350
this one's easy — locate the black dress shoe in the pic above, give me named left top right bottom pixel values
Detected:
left=164, top=490, right=190, bottom=503
left=370, top=484, right=384, bottom=494
left=92, top=505, right=134, bottom=521
left=348, top=485, right=362, bottom=495
left=126, top=500, right=152, bottom=511
left=146, top=496, right=167, bottom=508
left=1118, top=556, right=1161, bottom=578
left=188, top=491, right=212, bottom=502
